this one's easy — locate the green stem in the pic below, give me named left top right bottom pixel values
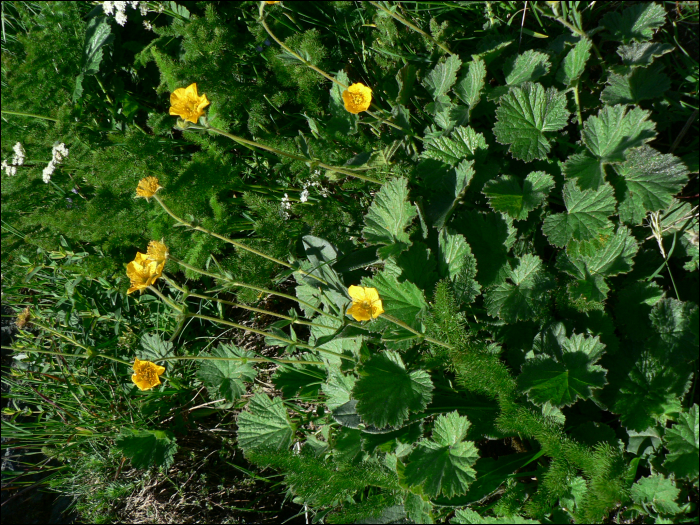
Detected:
left=28, top=321, right=92, bottom=352
left=380, top=313, right=453, bottom=350
left=188, top=313, right=353, bottom=362
left=200, top=126, right=384, bottom=185
left=153, top=193, right=329, bottom=285
left=368, top=1, right=455, bottom=56
left=163, top=275, right=333, bottom=330
left=573, top=84, right=583, bottom=132
left=147, top=284, right=185, bottom=313
left=1, top=110, right=59, bottom=122
left=0, top=346, right=131, bottom=366
left=154, top=354, right=323, bottom=366
left=170, top=256, right=338, bottom=321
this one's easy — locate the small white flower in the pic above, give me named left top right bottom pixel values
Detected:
left=128, top=0, right=140, bottom=8
left=300, top=189, right=309, bottom=203
left=103, top=1, right=116, bottom=15
left=42, top=162, right=55, bottom=183
left=139, top=4, right=148, bottom=16
left=52, top=143, right=69, bottom=163
left=156, top=3, right=165, bottom=13
left=143, top=20, right=153, bottom=31
left=2, top=160, right=17, bottom=176
left=12, top=143, right=26, bottom=166
left=115, top=10, right=128, bottom=26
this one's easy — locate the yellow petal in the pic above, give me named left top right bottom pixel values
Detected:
left=342, top=83, right=372, bottom=114
left=363, top=287, right=380, bottom=303
left=347, top=302, right=372, bottom=321
left=135, top=177, right=162, bottom=200
left=131, top=358, right=166, bottom=391
left=348, top=285, right=368, bottom=302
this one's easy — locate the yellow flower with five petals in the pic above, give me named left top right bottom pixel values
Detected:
left=169, top=83, right=210, bottom=123
left=346, top=285, right=384, bottom=321
left=132, top=358, right=166, bottom=391
left=342, top=83, right=372, bottom=114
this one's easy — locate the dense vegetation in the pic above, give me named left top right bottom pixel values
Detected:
left=2, top=1, right=698, bottom=523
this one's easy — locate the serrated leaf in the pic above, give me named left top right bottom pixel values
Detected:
left=328, top=70, right=358, bottom=135
left=562, top=152, right=606, bottom=190
left=437, top=229, right=481, bottom=305
left=352, top=351, right=433, bottom=428
left=425, top=159, right=475, bottom=230
left=582, top=105, right=656, bottom=162
left=557, top=227, right=639, bottom=302
left=455, top=210, right=515, bottom=287
left=485, top=254, right=553, bottom=322
left=663, top=404, right=699, bottom=481
left=493, top=83, right=569, bottom=162
left=518, top=333, right=607, bottom=407
left=483, top=171, right=555, bottom=220
left=197, top=344, right=258, bottom=404
left=301, top=235, right=347, bottom=296
left=612, top=146, right=689, bottom=225
left=334, top=427, right=363, bottom=463
left=542, top=182, right=616, bottom=247
left=80, top=17, right=113, bottom=72
left=556, top=37, right=593, bottom=86
left=421, top=126, right=488, bottom=166
left=272, top=359, right=326, bottom=400
left=617, top=42, right=675, bottom=66
left=424, top=55, right=462, bottom=100
left=139, top=332, right=175, bottom=366
left=405, top=492, right=434, bottom=525
left=363, top=178, right=417, bottom=247
left=601, top=63, right=670, bottom=105
left=237, top=393, right=294, bottom=452
left=403, top=412, right=478, bottom=498
left=452, top=508, right=539, bottom=524
left=649, top=298, right=699, bottom=363
left=600, top=2, right=666, bottom=44
left=115, top=428, right=177, bottom=470
left=310, top=317, right=363, bottom=366
left=504, top=50, right=551, bottom=86
left=454, top=57, right=486, bottom=109
left=363, top=271, right=428, bottom=329
left=630, top=474, right=682, bottom=515
left=611, top=351, right=691, bottom=431
left=322, top=369, right=356, bottom=411
left=615, top=281, right=665, bottom=342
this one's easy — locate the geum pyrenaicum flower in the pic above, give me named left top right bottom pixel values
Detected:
left=132, top=358, right=166, bottom=391
left=169, top=83, right=210, bottom=123
left=126, top=251, right=164, bottom=294
left=135, top=176, right=162, bottom=201
left=146, top=239, right=169, bottom=265
left=346, top=285, right=384, bottom=321
left=342, top=82, right=372, bottom=114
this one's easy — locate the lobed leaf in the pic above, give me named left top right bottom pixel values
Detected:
left=197, top=344, right=258, bottom=404
left=237, top=393, right=294, bottom=452
left=483, top=171, right=554, bottom=220
left=363, top=177, right=417, bottom=248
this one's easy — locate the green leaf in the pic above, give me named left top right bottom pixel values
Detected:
left=455, top=210, right=515, bottom=287
left=518, top=333, right=607, bottom=408
left=352, top=351, right=433, bottom=428
left=328, top=70, right=358, bottom=135
left=504, top=50, right=551, bottom=86
left=610, top=351, right=690, bottom=431
left=402, top=412, right=478, bottom=498
left=334, top=427, right=363, bottom=463
left=454, top=57, right=486, bottom=109
left=394, top=242, right=439, bottom=293
left=437, top=229, right=482, bottom=305
left=425, top=160, right=475, bottom=230
left=601, top=63, right=670, bottom=105
left=630, top=474, right=682, bottom=515
left=617, top=42, right=675, bottom=66
left=322, top=369, right=356, bottom=411
left=557, top=227, right=639, bottom=302
left=139, top=332, right=175, bottom=366
left=424, top=55, right=462, bottom=100
left=421, top=126, right=488, bottom=166
left=363, top=270, right=429, bottom=329
left=615, top=281, right=665, bottom=342
left=582, top=105, right=656, bottom=162
left=197, top=344, right=258, bottom=405
left=493, top=83, right=569, bottom=162
left=556, top=38, right=593, bottom=87
left=542, top=182, right=616, bottom=247
left=237, top=393, right=294, bottom=452
left=562, top=152, right=606, bottom=190
left=301, top=235, right=347, bottom=297
left=485, top=254, right=554, bottom=323
left=649, top=298, right=699, bottom=363
left=405, top=492, right=434, bottom=525
left=115, top=428, right=177, bottom=470
left=663, top=404, right=699, bottom=481
left=74, top=17, right=113, bottom=101
left=272, top=359, right=326, bottom=400
left=363, top=177, right=417, bottom=247
left=600, top=2, right=667, bottom=44
left=483, top=171, right=554, bottom=220
left=612, top=146, right=689, bottom=225
left=310, top=317, right=363, bottom=366
left=453, top=508, right=539, bottom=524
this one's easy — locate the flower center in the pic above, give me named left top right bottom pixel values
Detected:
left=351, top=93, right=365, bottom=105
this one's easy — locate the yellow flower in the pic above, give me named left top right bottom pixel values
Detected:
left=135, top=177, right=162, bottom=201
left=146, top=240, right=169, bottom=265
left=342, top=83, right=372, bottom=114
left=169, top=83, right=210, bottom=123
left=126, top=252, right=163, bottom=294
left=346, top=285, right=384, bottom=321
left=265, top=1, right=280, bottom=3
left=132, top=358, right=166, bottom=391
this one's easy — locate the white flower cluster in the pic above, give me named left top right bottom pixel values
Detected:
left=280, top=193, right=292, bottom=220
left=102, top=1, right=157, bottom=27
left=42, top=143, right=69, bottom=184
left=299, top=171, right=330, bottom=202
left=1, top=142, right=26, bottom=176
